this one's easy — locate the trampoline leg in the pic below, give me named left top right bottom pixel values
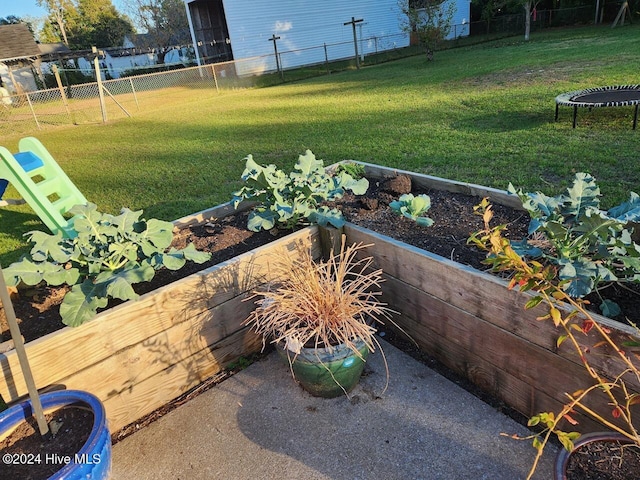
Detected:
left=555, top=103, right=559, bottom=121
left=573, top=106, right=577, bottom=128
left=634, top=104, right=638, bottom=130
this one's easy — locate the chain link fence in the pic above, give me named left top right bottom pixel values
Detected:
left=0, top=31, right=418, bottom=138
left=0, top=3, right=634, bottom=138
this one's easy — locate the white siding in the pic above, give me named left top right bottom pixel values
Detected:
left=447, top=0, right=471, bottom=39
left=221, top=0, right=411, bottom=75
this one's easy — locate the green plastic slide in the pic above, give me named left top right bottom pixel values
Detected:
left=0, top=137, right=87, bottom=237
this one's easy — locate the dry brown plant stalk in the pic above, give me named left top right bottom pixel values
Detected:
left=244, top=238, right=395, bottom=358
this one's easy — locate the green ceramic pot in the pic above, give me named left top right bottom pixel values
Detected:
left=277, top=339, right=369, bottom=398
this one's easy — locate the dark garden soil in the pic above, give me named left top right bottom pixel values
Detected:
left=0, top=403, right=94, bottom=480
left=334, top=174, right=640, bottom=326
left=0, top=211, right=293, bottom=344
left=566, top=438, right=640, bottom=480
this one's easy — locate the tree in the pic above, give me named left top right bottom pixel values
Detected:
left=472, top=0, right=541, bottom=40
left=37, top=0, right=78, bottom=46
left=399, top=0, right=456, bottom=60
left=124, top=0, right=191, bottom=63
left=521, top=0, right=542, bottom=40
left=38, top=0, right=133, bottom=48
left=70, top=0, right=134, bottom=48
left=0, top=15, right=24, bottom=25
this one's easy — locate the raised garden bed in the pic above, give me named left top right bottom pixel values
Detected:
left=1, top=161, right=638, bottom=440
left=339, top=162, right=640, bottom=434
left=0, top=200, right=320, bottom=432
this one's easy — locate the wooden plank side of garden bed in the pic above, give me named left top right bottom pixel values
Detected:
left=387, top=314, right=603, bottom=434
left=354, top=162, right=522, bottom=209
left=382, top=275, right=615, bottom=433
left=104, top=326, right=263, bottom=432
left=345, top=223, right=640, bottom=392
left=0, top=227, right=320, bottom=402
left=55, top=292, right=256, bottom=406
left=172, top=199, right=255, bottom=228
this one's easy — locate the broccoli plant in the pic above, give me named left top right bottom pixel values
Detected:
left=2, top=203, right=211, bottom=327
left=389, top=193, right=434, bottom=227
left=508, top=173, right=640, bottom=317
left=231, top=150, right=369, bottom=231
left=334, top=161, right=366, bottom=180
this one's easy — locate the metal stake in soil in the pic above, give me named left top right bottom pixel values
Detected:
left=0, top=265, right=49, bottom=436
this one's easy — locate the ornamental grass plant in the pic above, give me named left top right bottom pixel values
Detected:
left=244, top=238, right=395, bottom=360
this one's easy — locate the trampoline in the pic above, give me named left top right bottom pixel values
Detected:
left=554, top=85, right=640, bottom=129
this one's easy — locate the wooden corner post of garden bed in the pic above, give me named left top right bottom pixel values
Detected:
left=318, top=226, right=345, bottom=260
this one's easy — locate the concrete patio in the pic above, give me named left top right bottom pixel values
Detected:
left=112, top=339, right=558, bottom=479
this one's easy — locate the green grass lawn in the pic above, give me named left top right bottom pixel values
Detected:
left=2, top=24, right=640, bottom=265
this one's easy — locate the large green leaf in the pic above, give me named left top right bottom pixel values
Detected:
left=2, top=259, right=46, bottom=286
left=112, top=207, right=144, bottom=233
left=308, top=207, right=345, bottom=228
left=175, top=243, right=211, bottom=264
left=558, top=259, right=597, bottom=298
left=516, top=189, right=559, bottom=218
left=563, top=172, right=600, bottom=217
left=27, top=230, right=70, bottom=263
left=293, top=150, right=323, bottom=177
left=2, top=260, right=77, bottom=287
left=70, top=203, right=109, bottom=239
left=144, top=218, right=174, bottom=249
left=247, top=210, right=277, bottom=232
left=608, top=191, right=640, bottom=223
left=161, top=253, right=187, bottom=271
left=337, top=172, right=369, bottom=196
left=103, top=275, right=140, bottom=302
left=42, top=263, right=80, bottom=286
left=60, top=280, right=110, bottom=327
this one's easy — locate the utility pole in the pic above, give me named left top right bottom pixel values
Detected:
left=269, top=34, right=283, bottom=81
left=344, top=17, right=364, bottom=69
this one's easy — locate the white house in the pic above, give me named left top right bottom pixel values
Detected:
left=183, top=0, right=470, bottom=76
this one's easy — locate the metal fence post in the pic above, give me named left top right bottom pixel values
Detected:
left=324, top=43, right=330, bottom=74
left=25, top=92, right=41, bottom=130
left=211, top=64, right=219, bottom=93
left=93, top=46, right=107, bottom=123
left=52, top=65, right=73, bottom=124
left=129, top=77, right=139, bottom=110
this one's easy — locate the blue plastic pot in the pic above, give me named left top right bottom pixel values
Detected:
left=0, top=390, right=111, bottom=480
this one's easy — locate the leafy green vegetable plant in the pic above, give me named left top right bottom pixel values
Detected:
left=2, top=203, right=211, bottom=327
left=469, top=198, right=640, bottom=480
left=231, top=150, right=369, bottom=231
left=334, top=161, right=366, bottom=180
left=389, top=193, right=434, bottom=227
left=508, top=172, right=640, bottom=316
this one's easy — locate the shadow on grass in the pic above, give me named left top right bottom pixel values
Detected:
left=0, top=209, right=42, bottom=265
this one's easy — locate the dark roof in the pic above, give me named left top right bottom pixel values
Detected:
left=38, top=43, right=71, bottom=56
left=0, top=24, right=41, bottom=62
